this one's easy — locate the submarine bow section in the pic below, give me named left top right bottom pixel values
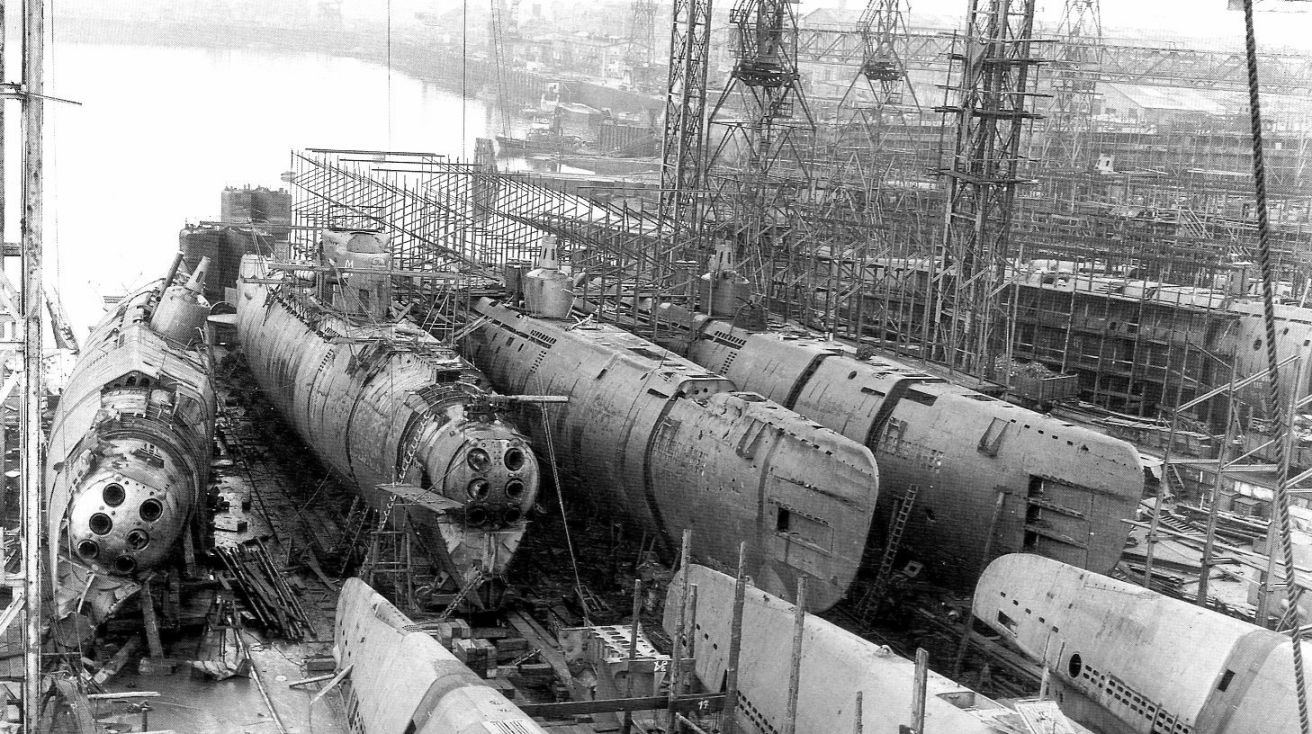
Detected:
left=46, top=265, right=216, bottom=623
left=466, top=298, right=880, bottom=611
left=236, top=255, right=539, bottom=605
left=336, top=577, right=548, bottom=734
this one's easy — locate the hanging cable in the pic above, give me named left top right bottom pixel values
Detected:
left=536, top=398, right=587, bottom=625
left=1240, top=1, right=1310, bottom=731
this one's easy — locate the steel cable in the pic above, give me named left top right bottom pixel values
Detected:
left=1240, top=1, right=1310, bottom=731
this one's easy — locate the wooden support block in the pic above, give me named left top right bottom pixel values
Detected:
left=93, top=638, right=140, bottom=686
left=139, top=584, right=165, bottom=659
left=214, top=516, right=249, bottom=533
left=137, top=658, right=179, bottom=675
left=304, top=655, right=336, bottom=674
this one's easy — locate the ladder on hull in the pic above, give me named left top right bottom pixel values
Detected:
left=857, top=483, right=920, bottom=618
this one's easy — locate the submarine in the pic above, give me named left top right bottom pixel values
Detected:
left=646, top=295, right=1145, bottom=589
left=235, top=228, right=541, bottom=607
left=666, top=563, right=1083, bottom=734
left=46, top=256, right=217, bottom=625
left=335, top=576, right=549, bottom=734
left=974, top=553, right=1311, bottom=734
left=463, top=244, right=880, bottom=611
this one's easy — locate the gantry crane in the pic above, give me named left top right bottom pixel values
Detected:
left=704, top=0, right=815, bottom=306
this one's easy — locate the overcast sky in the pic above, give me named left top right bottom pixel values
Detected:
left=361, top=0, right=1312, bottom=51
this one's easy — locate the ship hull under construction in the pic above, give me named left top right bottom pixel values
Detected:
left=46, top=269, right=216, bottom=625
left=655, top=306, right=1145, bottom=588
left=466, top=298, right=880, bottom=611
left=236, top=250, right=540, bottom=606
left=975, top=554, right=1312, bottom=734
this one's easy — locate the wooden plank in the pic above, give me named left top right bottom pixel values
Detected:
left=52, top=679, right=97, bottom=734
left=86, top=691, right=160, bottom=700
left=505, top=610, right=572, bottom=683
left=518, top=693, right=725, bottom=718
left=139, top=584, right=165, bottom=658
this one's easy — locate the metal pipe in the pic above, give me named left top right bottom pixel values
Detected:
left=852, top=691, right=863, bottom=734
left=161, top=250, right=185, bottom=290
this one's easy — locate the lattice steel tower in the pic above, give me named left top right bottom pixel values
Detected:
left=933, top=0, right=1041, bottom=376
left=659, top=0, right=714, bottom=278
left=705, top=0, right=816, bottom=307
left=1040, top=0, right=1102, bottom=209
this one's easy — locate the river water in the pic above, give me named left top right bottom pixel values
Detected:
left=41, top=43, right=489, bottom=333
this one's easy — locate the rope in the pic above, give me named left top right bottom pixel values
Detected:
left=1240, top=1, right=1310, bottom=731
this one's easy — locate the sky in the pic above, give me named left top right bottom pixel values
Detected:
left=362, top=0, right=1312, bottom=52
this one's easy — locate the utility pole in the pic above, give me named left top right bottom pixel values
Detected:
left=21, top=0, right=47, bottom=726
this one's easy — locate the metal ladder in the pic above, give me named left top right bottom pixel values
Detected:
left=858, top=484, right=920, bottom=617
left=434, top=570, right=486, bottom=624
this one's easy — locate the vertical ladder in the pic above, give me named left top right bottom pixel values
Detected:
left=857, top=484, right=919, bottom=617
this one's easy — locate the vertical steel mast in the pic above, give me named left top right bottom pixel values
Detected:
left=659, top=0, right=714, bottom=271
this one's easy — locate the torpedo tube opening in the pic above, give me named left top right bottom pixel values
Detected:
left=89, top=513, right=113, bottom=536
left=140, top=499, right=164, bottom=522
left=103, top=483, right=126, bottom=507
left=76, top=541, right=99, bottom=560
left=466, top=505, right=491, bottom=527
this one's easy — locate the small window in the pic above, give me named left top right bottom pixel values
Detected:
left=996, top=610, right=1018, bottom=634
left=1068, top=653, right=1083, bottom=678
left=776, top=508, right=791, bottom=532
left=1218, top=669, right=1235, bottom=691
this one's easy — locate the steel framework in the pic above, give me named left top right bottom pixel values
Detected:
left=659, top=0, right=714, bottom=273
left=933, top=0, right=1041, bottom=376
left=705, top=0, right=816, bottom=306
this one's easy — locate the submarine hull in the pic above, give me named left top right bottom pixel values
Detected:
left=335, top=577, right=549, bottom=734
left=665, top=307, right=1144, bottom=589
left=236, top=255, right=539, bottom=606
left=466, top=298, right=879, bottom=611
left=46, top=279, right=215, bottom=624
left=666, top=563, right=1018, bottom=734
left=975, top=554, right=1311, bottom=734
